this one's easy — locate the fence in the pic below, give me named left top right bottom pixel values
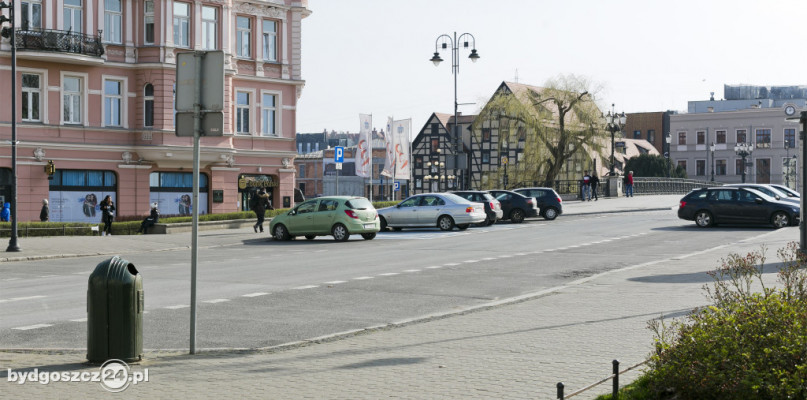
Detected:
left=547, top=178, right=721, bottom=199
left=556, top=359, right=648, bottom=399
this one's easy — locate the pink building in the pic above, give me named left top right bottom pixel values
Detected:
left=0, top=0, right=310, bottom=222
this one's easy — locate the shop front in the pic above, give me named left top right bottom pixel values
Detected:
left=238, top=174, right=280, bottom=211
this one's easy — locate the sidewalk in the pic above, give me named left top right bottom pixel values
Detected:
left=0, top=194, right=683, bottom=263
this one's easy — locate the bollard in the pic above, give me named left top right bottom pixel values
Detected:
left=612, top=359, right=620, bottom=400
left=556, top=382, right=564, bottom=399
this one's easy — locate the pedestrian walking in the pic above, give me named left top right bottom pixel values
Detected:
left=39, top=199, right=49, bottom=222
left=581, top=170, right=591, bottom=201
left=590, top=173, right=600, bottom=201
left=625, top=171, right=634, bottom=197
left=0, top=202, right=9, bottom=222
left=139, top=203, right=160, bottom=234
left=251, top=189, right=271, bottom=233
left=99, top=195, right=115, bottom=236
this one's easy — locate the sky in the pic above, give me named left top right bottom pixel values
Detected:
left=296, top=0, right=807, bottom=137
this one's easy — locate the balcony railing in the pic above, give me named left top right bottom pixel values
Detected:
left=13, top=29, right=104, bottom=57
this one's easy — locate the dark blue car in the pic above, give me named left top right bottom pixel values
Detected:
left=678, top=187, right=799, bottom=229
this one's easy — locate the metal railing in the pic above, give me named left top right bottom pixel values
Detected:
left=14, top=29, right=105, bottom=57
left=557, top=359, right=648, bottom=399
left=542, top=177, right=720, bottom=199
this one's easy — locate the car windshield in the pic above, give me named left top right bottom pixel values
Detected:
left=346, top=198, right=373, bottom=210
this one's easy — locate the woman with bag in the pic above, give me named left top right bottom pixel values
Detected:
left=99, top=195, right=116, bottom=236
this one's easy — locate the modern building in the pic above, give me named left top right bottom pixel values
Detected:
left=669, top=104, right=802, bottom=187
left=0, top=0, right=310, bottom=221
left=688, top=84, right=807, bottom=114
left=623, top=111, right=673, bottom=156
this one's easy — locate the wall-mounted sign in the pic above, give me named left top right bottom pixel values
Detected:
left=238, top=174, right=279, bottom=190
left=212, top=190, right=224, bottom=203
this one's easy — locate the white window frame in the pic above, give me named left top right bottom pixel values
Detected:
left=235, top=89, right=254, bottom=135
left=61, top=72, right=87, bottom=126
left=262, top=20, right=277, bottom=62
left=102, top=76, right=127, bottom=128
left=236, top=16, right=251, bottom=58
left=144, top=0, right=154, bottom=44
left=21, top=73, right=42, bottom=122
left=201, top=6, right=217, bottom=50
left=64, top=0, right=82, bottom=33
left=173, top=2, right=190, bottom=48
left=104, top=0, right=122, bottom=44
left=21, top=0, right=42, bottom=30
left=260, top=90, right=281, bottom=137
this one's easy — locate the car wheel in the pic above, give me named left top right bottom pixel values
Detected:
left=273, top=224, right=290, bottom=240
left=361, top=233, right=376, bottom=240
left=438, top=215, right=455, bottom=231
left=543, top=207, right=558, bottom=221
left=304, top=235, right=316, bottom=240
left=332, top=223, right=350, bottom=242
left=771, top=212, right=790, bottom=229
left=486, top=216, right=496, bottom=226
left=510, top=209, right=525, bottom=223
left=457, top=224, right=470, bottom=230
left=695, top=210, right=713, bottom=228
left=379, top=217, right=388, bottom=232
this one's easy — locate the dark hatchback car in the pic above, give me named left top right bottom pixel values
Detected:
left=678, top=187, right=800, bottom=229
left=512, top=187, right=563, bottom=220
left=488, top=190, right=540, bottom=223
left=451, top=191, right=503, bottom=225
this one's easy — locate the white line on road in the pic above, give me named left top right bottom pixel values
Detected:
left=242, top=292, right=269, bottom=297
left=2, top=277, right=20, bottom=281
left=425, top=266, right=442, bottom=269
left=38, top=275, right=58, bottom=278
left=378, top=273, right=399, bottom=276
left=324, top=281, right=347, bottom=284
left=403, top=269, right=421, bottom=273
left=70, top=318, right=88, bottom=323
left=164, top=305, right=190, bottom=310
left=444, top=263, right=460, bottom=266
left=463, top=260, right=479, bottom=263
left=13, top=324, right=53, bottom=331
left=292, top=285, right=320, bottom=290
left=204, top=299, right=230, bottom=304
left=353, top=277, right=374, bottom=280
left=0, top=295, right=47, bottom=304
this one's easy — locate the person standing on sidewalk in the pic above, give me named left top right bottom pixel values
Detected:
left=581, top=171, right=591, bottom=201
left=39, top=199, right=49, bottom=222
left=590, top=173, right=600, bottom=201
left=100, top=195, right=115, bottom=236
left=625, top=171, right=634, bottom=197
left=252, top=189, right=271, bottom=233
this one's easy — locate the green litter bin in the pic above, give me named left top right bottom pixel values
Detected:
left=87, top=256, right=143, bottom=363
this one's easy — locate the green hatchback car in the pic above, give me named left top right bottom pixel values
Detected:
left=270, top=196, right=380, bottom=241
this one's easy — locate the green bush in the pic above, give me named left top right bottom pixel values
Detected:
left=634, top=243, right=807, bottom=400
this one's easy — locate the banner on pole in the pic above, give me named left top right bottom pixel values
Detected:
left=356, top=114, right=372, bottom=178
left=381, top=116, right=395, bottom=178
left=392, top=119, right=411, bottom=180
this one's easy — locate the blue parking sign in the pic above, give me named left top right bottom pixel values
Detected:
left=334, top=146, right=344, bottom=163
left=394, top=182, right=400, bottom=191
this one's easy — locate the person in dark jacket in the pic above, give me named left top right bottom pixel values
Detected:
left=252, top=189, right=271, bottom=233
left=40, top=199, right=49, bottom=222
left=139, top=203, right=160, bottom=234
left=590, top=173, right=600, bottom=201
left=0, top=202, right=9, bottom=222
left=99, top=195, right=115, bottom=236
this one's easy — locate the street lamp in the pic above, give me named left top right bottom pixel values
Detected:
left=1, top=1, right=20, bottom=252
left=734, top=142, right=753, bottom=184
left=430, top=32, right=479, bottom=190
left=665, top=133, right=672, bottom=178
left=603, top=104, right=626, bottom=176
left=710, top=142, right=715, bottom=182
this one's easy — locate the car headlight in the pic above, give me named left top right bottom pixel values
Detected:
left=793, top=208, right=800, bottom=213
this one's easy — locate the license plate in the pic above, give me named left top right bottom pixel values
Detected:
left=363, top=224, right=375, bottom=229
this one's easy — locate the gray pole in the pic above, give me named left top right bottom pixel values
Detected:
left=800, top=112, right=807, bottom=253
left=6, top=1, right=19, bottom=252
left=189, top=52, right=203, bottom=354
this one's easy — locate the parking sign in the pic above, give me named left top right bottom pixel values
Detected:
left=335, top=146, right=344, bottom=163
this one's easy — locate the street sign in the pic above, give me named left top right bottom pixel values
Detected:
left=335, top=146, right=344, bottom=163
left=394, top=181, right=400, bottom=191
left=335, top=162, right=343, bottom=170
left=175, top=51, right=224, bottom=137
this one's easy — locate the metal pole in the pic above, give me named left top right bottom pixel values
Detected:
left=189, top=51, right=203, bottom=354
left=6, top=1, right=19, bottom=252
left=612, top=359, right=620, bottom=399
left=800, top=112, right=807, bottom=253
left=452, top=32, right=460, bottom=191
left=610, top=128, right=615, bottom=176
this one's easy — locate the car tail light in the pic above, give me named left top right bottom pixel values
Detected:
left=344, top=210, right=359, bottom=219
left=679, top=201, right=686, bottom=208
left=488, top=201, right=495, bottom=210
left=526, top=199, right=534, bottom=206
left=466, top=206, right=474, bottom=213
left=374, top=212, right=378, bottom=220
left=556, top=197, right=562, bottom=203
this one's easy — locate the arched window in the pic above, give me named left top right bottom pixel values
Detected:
left=144, top=83, right=154, bottom=128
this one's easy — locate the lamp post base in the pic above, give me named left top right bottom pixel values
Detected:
left=6, top=237, right=20, bottom=252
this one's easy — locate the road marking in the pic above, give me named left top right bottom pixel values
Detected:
left=73, top=271, right=93, bottom=275
left=353, top=277, right=373, bottom=280
left=498, top=255, right=513, bottom=258
left=481, top=257, right=496, bottom=261
left=0, top=295, right=47, bottom=304
left=324, top=280, right=347, bottom=284
left=425, top=266, right=442, bottom=269
left=13, top=324, right=53, bottom=331
left=403, top=269, right=420, bottom=273
left=204, top=299, right=230, bottom=304
left=378, top=273, right=399, bottom=276
left=292, top=285, right=320, bottom=290
left=2, top=277, right=20, bottom=281
left=242, top=292, right=269, bottom=297
left=70, top=318, right=88, bottom=322
left=165, top=304, right=190, bottom=310
left=444, top=263, right=460, bottom=266
left=515, top=253, right=527, bottom=256
left=38, top=275, right=58, bottom=278
left=463, top=260, right=479, bottom=263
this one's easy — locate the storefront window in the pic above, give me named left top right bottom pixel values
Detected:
left=150, top=172, right=209, bottom=216
left=48, top=169, right=117, bottom=222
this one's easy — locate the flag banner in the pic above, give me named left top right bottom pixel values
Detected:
left=381, top=116, right=396, bottom=178
left=356, top=114, right=372, bottom=178
left=393, top=119, right=411, bottom=180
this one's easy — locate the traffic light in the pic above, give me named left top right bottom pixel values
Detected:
left=0, top=1, right=12, bottom=39
left=44, top=160, right=55, bottom=179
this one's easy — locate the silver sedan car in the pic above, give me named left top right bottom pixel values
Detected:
left=377, top=193, right=487, bottom=231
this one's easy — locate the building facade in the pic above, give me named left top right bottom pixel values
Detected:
left=623, top=111, right=672, bottom=156
left=0, top=0, right=310, bottom=221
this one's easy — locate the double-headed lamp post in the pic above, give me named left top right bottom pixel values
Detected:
left=665, top=133, right=672, bottom=177
left=710, top=142, right=716, bottom=182
left=734, top=143, right=753, bottom=183
left=430, top=32, right=479, bottom=190
left=603, top=105, right=626, bottom=176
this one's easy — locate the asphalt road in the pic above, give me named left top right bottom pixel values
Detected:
left=0, top=209, right=780, bottom=350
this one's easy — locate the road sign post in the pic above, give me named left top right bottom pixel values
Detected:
left=334, top=147, right=344, bottom=196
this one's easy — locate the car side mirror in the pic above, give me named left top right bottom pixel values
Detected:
left=396, top=204, right=402, bottom=208
left=289, top=210, right=296, bottom=216
left=775, top=195, right=781, bottom=200
left=755, top=198, right=763, bottom=204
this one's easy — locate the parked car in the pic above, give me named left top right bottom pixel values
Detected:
left=270, top=196, right=380, bottom=241
left=450, top=190, right=503, bottom=225
left=512, top=187, right=563, bottom=220
left=487, top=190, right=540, bottom=223
left=769, top=184, right=800, bottom=199
left=677, top=187, right=799, bottom=229
left=722, top=183, right=799, bottom=205
left=377, top=193, right=487, bottom=231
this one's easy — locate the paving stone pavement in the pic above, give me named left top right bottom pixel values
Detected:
left=0, top=213, right=793, bottom=400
